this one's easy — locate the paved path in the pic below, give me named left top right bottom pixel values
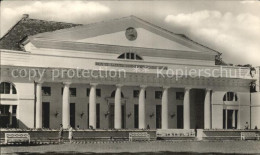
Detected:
left=1, top=141, right=260, bottom=154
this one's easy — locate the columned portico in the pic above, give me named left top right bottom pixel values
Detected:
left=62, top=82, right=71, bottom=129
left=162, top=86, right=169, bottom=129
left=138, top=85, right=146, bottom=129
left=184, top=88, right=190, bottom=129
left=89, top=83, right=97, bottom=129
left=115, top=84, right=123, bottom=129
left=0, top=14, right=257, bottom=131
left=204, top=89, right=211, bottom=129
left=36, top=82, right=43, bottom=128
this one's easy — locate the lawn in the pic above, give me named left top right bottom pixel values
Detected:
left=1, top=141, right=260, bottom=154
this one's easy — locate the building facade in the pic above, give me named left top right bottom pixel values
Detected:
left=0, top=15, right=259, bottom=129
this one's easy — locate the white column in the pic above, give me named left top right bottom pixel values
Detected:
left=9, top=84, right=13, bottom=127
left=138, top=85, right=146, bottom=129
left=114, top=84, right=122, bottom=129
left=9, top=105, right=13, bottom=127
left=162, top=86, right=169, bottom=129
left=89, top=83, right=97, bottom=129
left=184, top=88, right=190, bottom=129
left=62, top=82, right=71, bottom=129
left=36, top=82, right=43, bottom=128
left=204, top=89, right=211, bottom=129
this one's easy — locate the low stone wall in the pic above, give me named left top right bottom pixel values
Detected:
left=2, top=129, right=259, bottom=142
left=156, top=129, right=196, bottom=140
left=197, top=129, right=260, bottom=140
left=0, top=129, right=156, bottom=142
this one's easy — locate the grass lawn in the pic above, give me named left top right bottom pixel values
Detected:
left=1, top=141, right=260, bottom=154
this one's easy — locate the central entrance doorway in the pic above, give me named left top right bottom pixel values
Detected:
left=177, top=105, right=183, bottom=129
left=108, top=104, right=125, bottom=129
left=156, top=105, right=161, bottom=129
left=42, top=102, right=50, bottom=128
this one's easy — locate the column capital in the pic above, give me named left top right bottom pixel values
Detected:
left=140, top=85, right=147, bottom=89
left=205, top=88, right=211, bottom=92
left=63, top=82, right=71, bottom=86
left=163, top=86, right=170, bottom=90
left=116, top=84, right=123, bottom=88
left=35, top=81, right=44, bottom=85
left=185, top=87, right=191, bottom=91
left=90, top=83, right=98, bottom=87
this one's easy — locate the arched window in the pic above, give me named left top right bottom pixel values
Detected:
left=0, top=82, right=17, bottom=94
left=223, top=92, right=238, bottom=101
left=111, top=90, right=124, bottom=98
left=118, top=52, right=143, bottom=60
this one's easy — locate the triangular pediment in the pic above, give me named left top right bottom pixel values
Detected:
left=31, top=16, right=218, bottom=55
left=78, top=28, right=198, bottom=52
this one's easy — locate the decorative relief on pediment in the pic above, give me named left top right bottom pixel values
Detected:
left=125, top=27, right=137, bottom=41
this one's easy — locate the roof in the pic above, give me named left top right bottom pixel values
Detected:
left=0, top=14, right=81, bottom=51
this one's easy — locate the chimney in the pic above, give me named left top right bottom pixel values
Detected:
left=22, top=14, right=29, bottom=18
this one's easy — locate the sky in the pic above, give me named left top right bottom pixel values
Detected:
left=1, top=0, right=260, bottom=66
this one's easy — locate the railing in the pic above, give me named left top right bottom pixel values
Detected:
left=5, top=133, right=30, bottom=144
left=129, top=132, right=150, bottom=141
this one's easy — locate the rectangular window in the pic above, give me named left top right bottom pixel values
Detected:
left=96, top=89, right=101, bottom=97
left=176, top=92, right=184, bottom=100
left=70, top=88, right=76, bottom=97
left=42, top=87, right=51, bottom=96
left=155, top=91, right=162, bottom=99
left=133, top=90, right=139, bottom=98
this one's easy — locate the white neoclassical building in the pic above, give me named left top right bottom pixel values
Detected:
left=0, top=15, right=259, bottom=130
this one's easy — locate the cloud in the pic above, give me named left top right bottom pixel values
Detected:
left=3, top=1, right=110, bottom=17
left=165, top=10, right=260, bottom=66
left=1, top=1, right=110, bottom=36
left=240, top=1, right=256, bottom=4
